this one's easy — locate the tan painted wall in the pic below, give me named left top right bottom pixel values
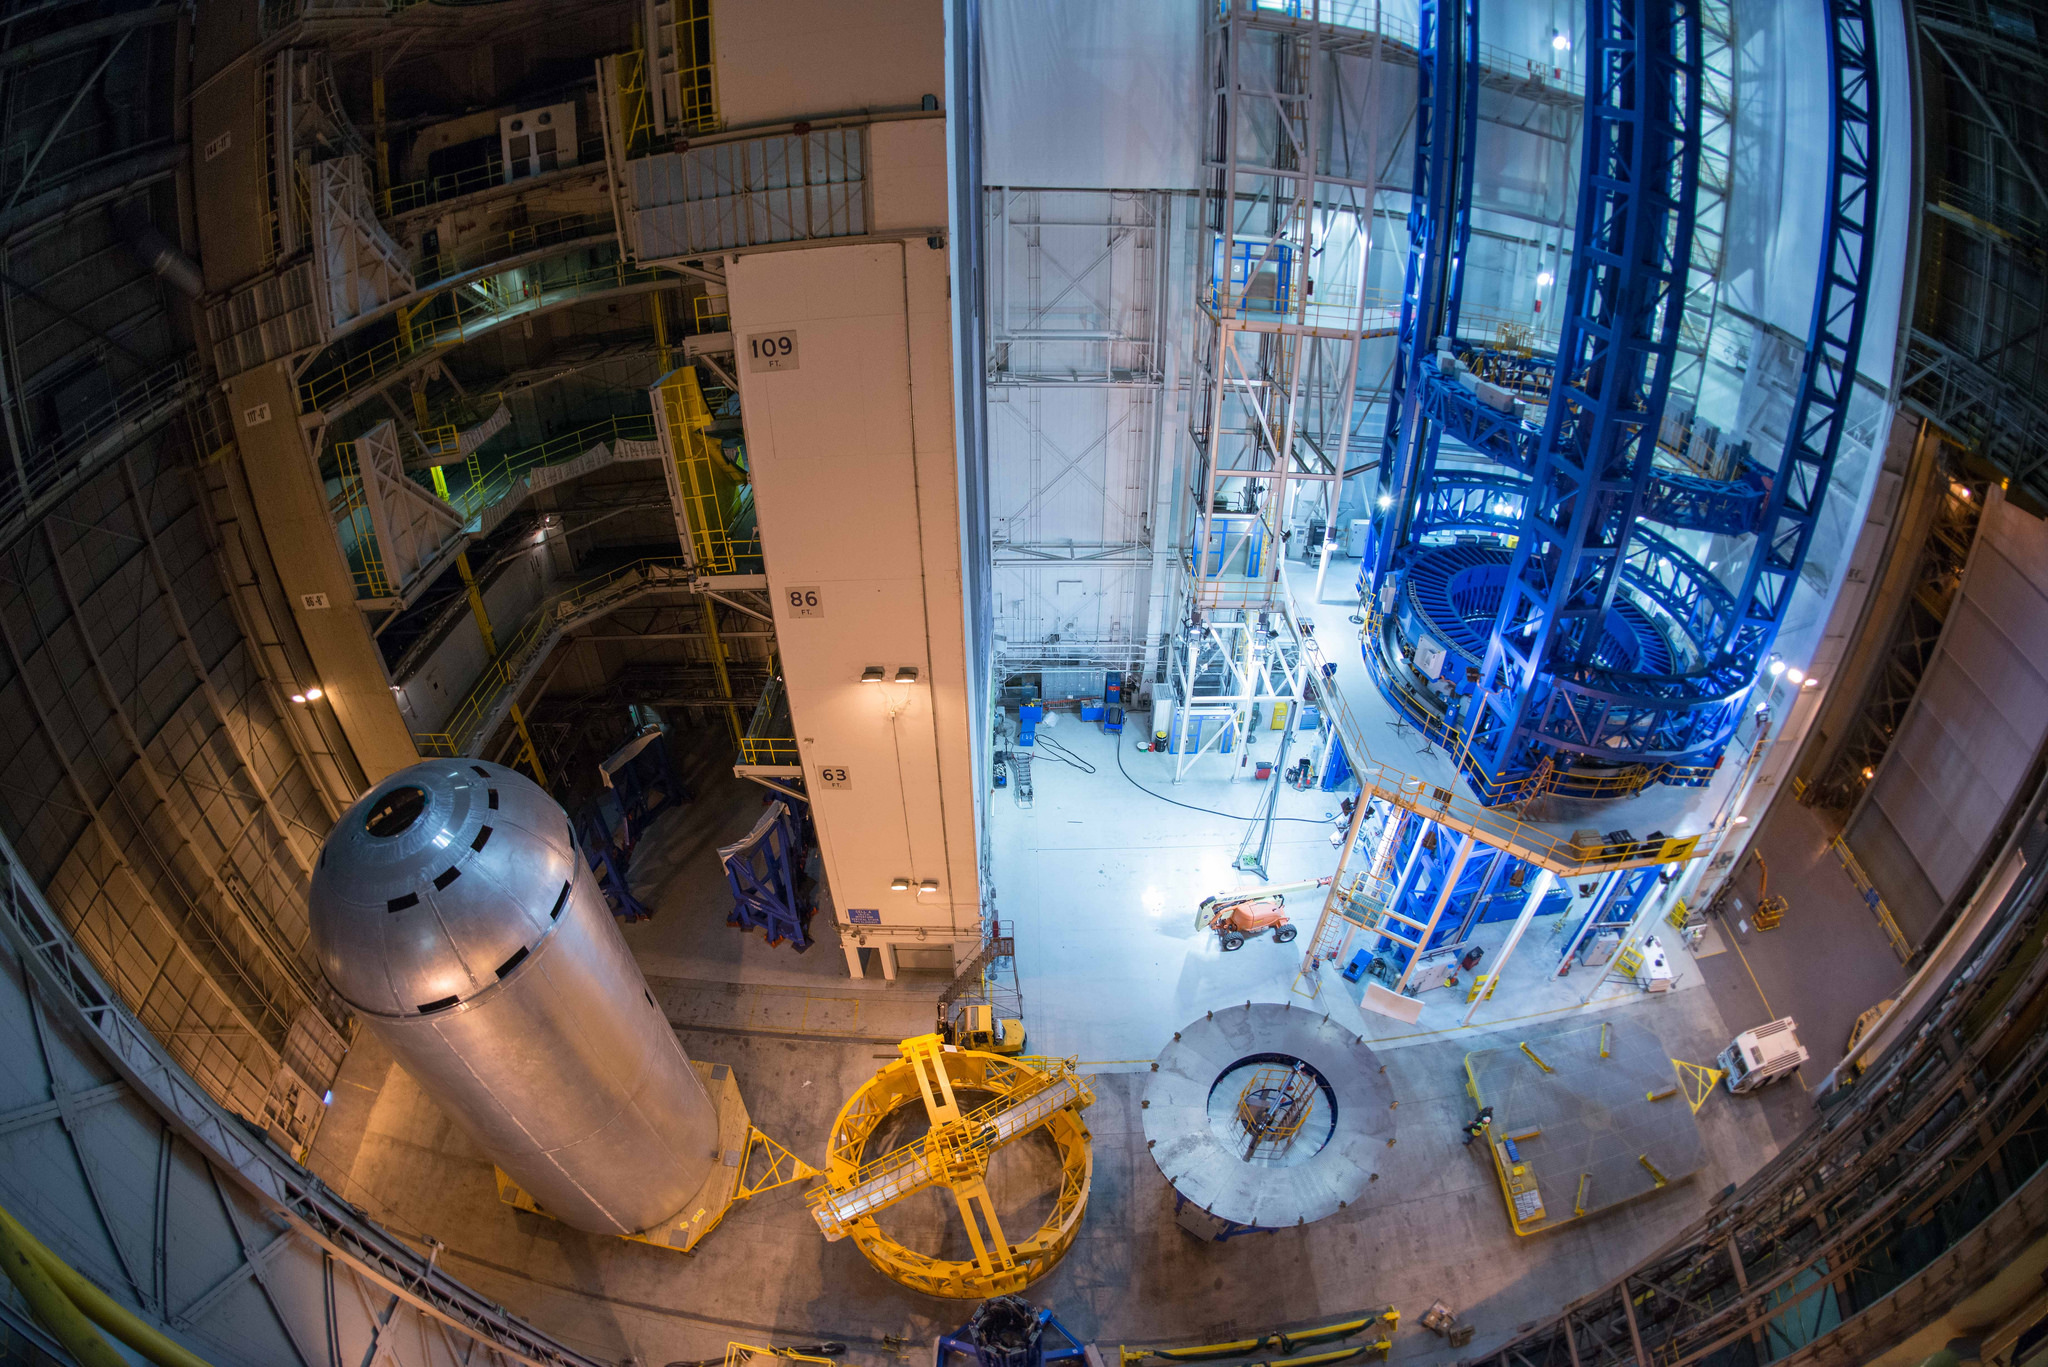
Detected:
left=227, top=365, right=420, bottom=783
left=728, top=239, right=978, bottom=944
left=191, top=65, right=266, bottom=294
left=712, top=0, right=943, bottom=129
left=869, top=119, right=949, bottom=234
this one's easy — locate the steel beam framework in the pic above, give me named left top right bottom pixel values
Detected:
left=1466, top=0, right=1704, bottom=784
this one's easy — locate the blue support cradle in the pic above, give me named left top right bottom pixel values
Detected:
left=720, top=799, right=813, bottom=951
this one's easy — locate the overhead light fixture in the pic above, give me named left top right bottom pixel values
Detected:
left=1784, top=668, right=1804, bottom=685
left=290, top=692, right=307, bottom=704
left=1377, top=493, right=1394, bottom=508
left=1536, top=270, right=1555, bottom=287
left=1552, top=30, right=1572, bottom=50
left=305, top=686, right=324, bottom=700
left=860, top=665, right=887, bottom=684
left=1862, top=766, right=1875, bottom=780
left=1801, top=676, right=1819, bottom=689
left=919, top=879, right=939, bottom=894
left=890, top=877, right=911, bottom=892
left=1767, top=658, right=1785, bottom=677
left=895, top=666, right=920, bottom=684
left=1732, top=814, right=1750, bottom=825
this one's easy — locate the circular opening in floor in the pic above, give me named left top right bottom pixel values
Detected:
left=365, top=786, right=428, bottom=838
left=1205, top=1052, right=1338, bottom=1166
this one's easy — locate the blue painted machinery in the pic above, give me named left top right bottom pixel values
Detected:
left=577, top=806, right=652, bottom=922
left=1357, top=814, right=1571, bottom=982
left=572, top=724, right=689, bottom=923
left=935, top=1298, right=1087, bottom=1367
left=720, top=798, right=813, bottom=951
left=1361, top=0, right=1881, bottom=805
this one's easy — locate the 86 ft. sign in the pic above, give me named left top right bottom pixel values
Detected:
left=785, top=585, right=823, bottom=618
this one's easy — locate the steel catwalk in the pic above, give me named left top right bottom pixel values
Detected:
left=309, top=759, right=718, bottom=1236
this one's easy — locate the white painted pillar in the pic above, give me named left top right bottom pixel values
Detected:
left=1463, top=870, right=1558, bottom=1026
left=879, top=942, right=899, bottom=981
left=1556, top=871, right=1624, bottom=970
left=1582, top=876, right=1681, bottom=1005
left=843, top=942, right=865, bottom=978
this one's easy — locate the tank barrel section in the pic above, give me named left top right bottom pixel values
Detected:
left=309, top=759, right=719, bottom=1238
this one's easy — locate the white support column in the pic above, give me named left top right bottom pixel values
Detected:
left=1582, top=876, right=1681, bottom=1005
left=843, top=942, right=865, bottom=979
left=1392, top=831, right=1477, bottom=992
left=878, top=942, right=899, bottom=982
left=1463, top=870, right=1558, bottom=1026
left=1556, top=870, right=1624, bottom=970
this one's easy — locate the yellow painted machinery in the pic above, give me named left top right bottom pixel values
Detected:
left=808, top=1034, right=1093, bottom=1298
left=945, top=1002, right=1027, bottom=1055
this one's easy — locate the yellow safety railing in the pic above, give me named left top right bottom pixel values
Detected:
left=380, top=134, right=609, bottom=216
left=1830, top=835, right=1912, bottom=963
left=330, top=441, right=397, bottom=599
left=612, top=48, right=658, bottom=160
left=1284, top=591, right=1704, bottom=877
left=692, top=291, right=731, bottom=331
left=674, top=0, right=721, bottom=134
left=412, top=557, right=692, bottom=757
left=438, top=411, right=659, bottom=524
left=413, top=212, right=615, bottom=286
left=299, top=252, right=666, bottom=416
left=656, top=366, right=759, bottom=573
left=738, top=738, right=800, bottom=765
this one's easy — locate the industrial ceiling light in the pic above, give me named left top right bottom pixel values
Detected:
left=1802, top=677, right=1819, bottom=689
left=890, top=877, right=911, bottom=892
left=1784, top=668, right=1804, bottom=685
left=305, top=686, right=324, bottom=700
left=1732, top=814, right=1750, bottom=825
left=1536, top=270, right=1555, bottom=287
left=290, top=693, right=307, bottom=704
left=1377, top=493, right=1394, bottom=508
left=1767, top=657, right=1785, bottom=677
left=1862, top=766, right=1875, bottom=780
left=919, top=879, right=939, bottom=894
left=1551, top=30, right=1572, bottom=50
left=860, top=666, right=887, bottom=684
left=895, top=666, right=919, bottom=684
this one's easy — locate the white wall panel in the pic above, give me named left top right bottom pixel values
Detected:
left=729, top=242, right=979, bottom=951
left=981, top=0, right=1203, bottom=189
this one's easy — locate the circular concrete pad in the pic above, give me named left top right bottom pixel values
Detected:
left=1143, top=1002, right=1393, bottom=1230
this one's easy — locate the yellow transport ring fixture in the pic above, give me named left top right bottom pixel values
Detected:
left=808, top=1034, right=1094, bottom=1298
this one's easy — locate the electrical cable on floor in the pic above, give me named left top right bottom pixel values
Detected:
left=1111, top=728, right=1332, bottom=825
left=1032, top=732, right=1096, bottom=774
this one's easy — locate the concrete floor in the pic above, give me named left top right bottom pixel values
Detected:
left=307, top=724, right=1815, bottom=1365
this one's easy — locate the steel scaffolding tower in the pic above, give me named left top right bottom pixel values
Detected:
left=1188, top=1, right=1391, bottom=616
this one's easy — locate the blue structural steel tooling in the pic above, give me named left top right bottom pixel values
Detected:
left=1467, top=0, right=1705, bottom=779
left=1362, top=0, right=1878, bottom=804
left=721, top=800, right=814, bottom=951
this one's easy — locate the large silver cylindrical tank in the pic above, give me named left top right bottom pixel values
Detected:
left=309, top=759, right=718, bottom=1236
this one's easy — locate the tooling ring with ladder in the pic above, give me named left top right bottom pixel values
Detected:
left=807, top=1034, right=1094, bottom=1298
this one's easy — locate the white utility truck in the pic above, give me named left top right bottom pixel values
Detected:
left=1718, top=1017, right=1809, bottom=1093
